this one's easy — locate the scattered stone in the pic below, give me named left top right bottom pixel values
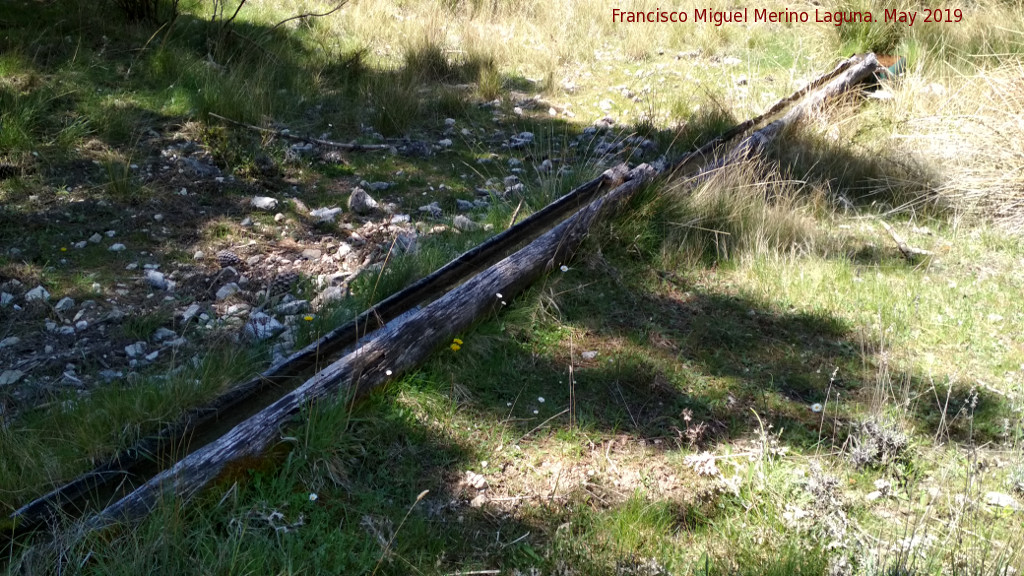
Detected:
left=193, top=250, right=205, bottom=260
left=537, top=158, right=553, bottom=173
left=362, top=181, right=391, bottom=192
left=73, top=241, right=87, bottom=249
left=508, top=132, right=534, bottom=149
left=390, top=214, right=410, bottom=224
left=216, top=282, right=240, bottom=300
left=105, top=230, right=116, bottom=238
left=419, top=202, right=443, bottom=219
left=274, top=213, right=286, bottom=223
left=456, top=199, right=474, bottom=212
left=0, top=370, right=24, bottom=386
left=348, top=187, right=379, bottom=215
left=464, top=470, right=488, bottom=490
left=108, top=243, right=126, bottom=252
left=444, top=118, right=456, bottom=127
left=25, top=286, right=50, bottom=302
left=735, top=75, right=748, bottom=86
left=125, top=342, right=147, bottom=358
left=216, top=250, right=242, bottom=268
left=985, top=492, right=1018, bottom=508
left=438, top=138, right=453, bottom=148
left=243, top=312, right=285, bottom=341
left=240, top=217, right=253, bottom=227
left=144, top=350, right=159, bottom=362
left=301, top=248, right=322, bottom=260
left=395, top=231, right=418, bottom=254
left=251, top=196, right=279, bottom=210
left=182, top=303, right=202, bottom=322
left=91, top=282, right=102, bottom=292
left=453, top=214, right=477, bottom=231
left=246, top=255, right=261, bottom=266
left=153, top=213, right=164, bottom=222
left=75, top=320, right=88, bottom=331
left=0, top=292, right=12, bottom=306
left=315, top=285, right=347, bottom=306
left=54, top=296, right=75, bottom=312
left=145, top=270, right=169, bottom=290
left=310, top=206, right=343, bottom=222
left=88, top=233, right=103, bottom=243
left=581, top=350, right=599, bottom=360
left=0, top=336, right=20, bottom=348
left=275, top=300, right=310, bottom=315
left=722, top=56, right=742, bottom=66
left=336, top=243, right=353, bottom=258
left=153, top=328, right=177, bottom=342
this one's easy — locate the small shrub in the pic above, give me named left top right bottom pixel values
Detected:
left=848, top=419, right=909, bottom=469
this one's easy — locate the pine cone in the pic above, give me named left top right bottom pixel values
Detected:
left=268, top=271, right=299, bottom=295
left=216, top=249, right=242, bottom=268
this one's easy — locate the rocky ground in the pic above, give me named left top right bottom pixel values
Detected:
left=0, top=100, right=662, bottom=425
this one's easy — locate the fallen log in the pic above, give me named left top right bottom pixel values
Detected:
left=87, top=53, right=883, bottom=526
left=7, top=163, right=628, bottom=531
left=13, top=53, right=883, bottom=535
left=87, top=161, right=660, bottom=526
left=208, top=112, right=393, bottom=152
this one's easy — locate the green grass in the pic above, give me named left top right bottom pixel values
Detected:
left=2, top=0, right=1023, bottom=574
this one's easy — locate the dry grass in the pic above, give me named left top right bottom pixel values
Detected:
left=893, top=62, right=1024, bottom=231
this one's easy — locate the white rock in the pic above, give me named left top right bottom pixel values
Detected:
left=316, top=286, right=347, bottom=306
left=419, top=202, right=442, bottom=219
left=0, top=336, right=20, bottom=348
left=153, top=328, right=177, bottom=341
left=438, top=138, right=453, bottom=148
left=25, top=286, right=50, bottom=302
left=88, top=233, right=103, bottom=243
left=985, top=492, right=1018, bottom=508
left=0, top=292, right=12, bottom=306
left=581, top=350, right=598, bottom=360
left=0, top=370, right=24, bottom=386
left=251, top=196, right=279, bottom=210
left=216, top=282, right=240, bottom=300
left=444, top=118, right=456, bottom=127
left=153, top=213, right=164, bottom=222
left=193, top=250, right=205, bottom=260
left=144, top=350, right=159, bottom=362
left=310, top=206, right=344, bottom=222
left=722, top=56, right=742, bottom=65
left=91, top=282, right=102, bottom=292
left=275, top=300, right=310, bottom=315
left=182, top=303, right=202, bottom=321
left=452, top=214, right=477, bottom=231
left=108, top=243, right=126, bottom=252
left=336, top=243, right=353, bottom=258
left=105, top=230, right=116, bottom=237
left=274, top=213, right=286, bottom=223
left=243, top=312, right=284, bottom=341
left=125, top=342, right=147, bottom=358
left=145, top=270, right=168, bottom=290
left=55, top=296, right=75, bottom=312
left=76, top=320, right=88, bottom=331
left=348, top=187, right=378, bottom=215
left=73, top=241, right=87, bottom=249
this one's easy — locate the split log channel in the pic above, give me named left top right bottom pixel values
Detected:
left=9, top=53, right=881, bottom=535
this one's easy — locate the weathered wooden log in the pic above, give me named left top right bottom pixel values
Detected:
left=8, top=165, right=629, bottom=532
left=19, top=53, right=883, bottom=535
left=702, top=53, right=880, bottom=172
left=208, top=112, right=393, bottom=152
left=87, top=162, right=660, bottom=526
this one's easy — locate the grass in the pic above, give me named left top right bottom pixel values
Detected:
left=2, top=0, right=1023, bottom=574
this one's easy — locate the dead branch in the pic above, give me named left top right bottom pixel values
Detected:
left=208, top=112, right=392, bottom=152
